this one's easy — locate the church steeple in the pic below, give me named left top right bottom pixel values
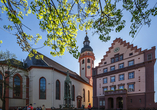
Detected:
left=81, top=33, right=93, bottom=53
left=79, top=32, right=95, bottom=85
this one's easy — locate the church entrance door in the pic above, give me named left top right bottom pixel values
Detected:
left=76, top=95, right=82, bottom=108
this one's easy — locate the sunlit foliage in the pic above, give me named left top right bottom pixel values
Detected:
left=0, top=0, right=157, bottom=58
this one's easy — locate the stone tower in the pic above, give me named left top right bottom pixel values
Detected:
left=79, top=33, right=95, bottom=85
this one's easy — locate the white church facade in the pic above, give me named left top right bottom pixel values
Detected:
left=0, top=34, right=94, bottom=110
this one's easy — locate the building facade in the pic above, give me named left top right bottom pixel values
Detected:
left=0, top=34, right=94, bottom=110
left=93, top=38, right=157, bottom=110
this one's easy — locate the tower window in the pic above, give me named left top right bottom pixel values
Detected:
left=82, top=59, right=84, bottom=64
left=87, top=59, right=90, bottom=63
left=147, top=54, right=152, bottom=60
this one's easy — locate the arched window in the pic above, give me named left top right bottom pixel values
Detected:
left=87, top=58, right=90, bottom=63
left=13, top=74, right=22, bottom=98
left=83, top=89, right=85, bottom=102
left=56, top=80, right=60, bottom=100
left=88, top=90, right=90, bottom=102
left=39, top=77, right=46, bottom=99
left=72, top=85, right=75, bottom=101
left=82, top=59, right=84, bottom=64
left=0, top=74, right=2, bottom=97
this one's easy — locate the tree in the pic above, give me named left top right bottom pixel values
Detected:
left=0, top=0, right=157, bottom=58
left=0, top=50, right=25, bottom=110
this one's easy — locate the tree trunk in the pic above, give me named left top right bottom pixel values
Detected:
left=2, top=79, right=6, bottom=110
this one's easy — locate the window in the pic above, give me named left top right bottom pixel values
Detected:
left=103, top=101, right=105, bottom=106
left=147, top=54, right=152, bottom=60
left=129, top=72, right=134, bottom=79
left=39, top=77, right=46, bottom=99
left=0, top=74, right=2, bottom=97
left=99, top=101, right=102, bottom=106
left=115, top=54, right=119, bottom=62
left=88, top=90, right=90, bottom=102
left=128, top=84, right=134, bottom=92
left=83, top=89, right=85, bottom=102
left=82, top=59, right=84, bottom=64
left=129, top=53, right=133, bottom=56
left=104, top=62, right=107, bottom=64
left=119, top=85, right=124, bottom=90
left=110, top=66, right=115, bottom=71
left=111, top=58, right=114, bottom=63
left=103, top=87, right=108, bottom=94
left=56, top=80, right=60, bottom=100
left=111, top=54, right=123, bottom=63
left=111, top=86, right=116, bottom=91
left=139, top=99, right=141, bottom=103
left=128, top=60, right=134, bottom=66
left=119, top=63, right=124, bottom=69
left=119, top=74, right=124, bottom=81
left=119, top=55, right=123, bottom=60
left=130, top=99, right=132, bottom=103
left=103, top=68, right=108, bottom=73
left=13, top=74, right=22, bottom=98
left=103, top=78, right=107, bottom=84
left=111, top=76, right=115, bottom=82
left=87, top=59, right=90, bottom=63
left=72, top=85, right=75, bottom=101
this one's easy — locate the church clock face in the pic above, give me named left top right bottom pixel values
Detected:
left=87, top=65, right=91, bottom=69
left=114, top=47, right=120, bottom=53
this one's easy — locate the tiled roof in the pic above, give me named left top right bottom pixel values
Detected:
left=36, top=52, right=91, bottom=85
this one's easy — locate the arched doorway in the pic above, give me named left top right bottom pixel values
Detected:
left=117, top=97, right=123, bottom=109
left=76, top=95, right=82, bottom=108
left=108, top=98, right=114, bottom=109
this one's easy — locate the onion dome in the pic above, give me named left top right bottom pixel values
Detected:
left=81, top=34, right=93, bottom=53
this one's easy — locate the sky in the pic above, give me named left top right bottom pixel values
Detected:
left=0, top=0, right=157, bottom=101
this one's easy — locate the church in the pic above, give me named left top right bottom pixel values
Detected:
left=0, top=35, right=157, bottom=110
left=0, top=34, right=94, bottom=110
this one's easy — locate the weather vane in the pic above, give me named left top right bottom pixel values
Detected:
left=85, top=30, right=87, bottom=35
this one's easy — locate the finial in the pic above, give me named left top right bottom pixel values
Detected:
left=85, top=30, right=87, bottom=35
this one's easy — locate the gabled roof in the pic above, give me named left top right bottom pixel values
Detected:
left=98, top=38, right=142, bottom=66
left=26, top=52, right=91, bottom=86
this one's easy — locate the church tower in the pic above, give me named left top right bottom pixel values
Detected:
left=79, top=33, right=95, bottom=85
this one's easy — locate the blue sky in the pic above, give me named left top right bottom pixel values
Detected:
left=0, top=1, right=157, bottom=101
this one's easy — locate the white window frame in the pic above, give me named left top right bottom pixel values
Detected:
left=128, top=84, right=134, bottom=92
left=103, top=78, right=107, bottom=84
left=119, top=74, right=124, bottom=81
left=128, top=60, right=134, bottom=66
left=129, top=72, right=134, bottom=79
left=119, top=63, right=124, bottom=69
left=119, top=85, right=124, bottom=90
left=111, top=76, right=115, bottom=82
left=103, top=68, right=108, bottom=73
left=111, top=66, right=115, bottom=71
left=111, top=86, right=115, bottom=91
